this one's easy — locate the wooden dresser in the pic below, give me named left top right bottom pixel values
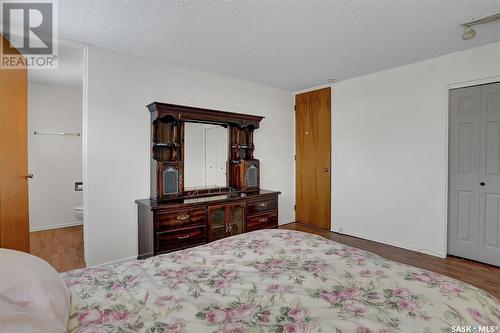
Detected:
left=136, top=102, right=280, bottom=259
left=136, top=190, right=280, bottom=259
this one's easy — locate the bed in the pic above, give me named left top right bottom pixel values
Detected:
left=58, top=229, right=499, bottom=333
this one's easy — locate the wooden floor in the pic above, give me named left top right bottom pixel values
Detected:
left=29, top=223, right=500, bottom=298
left=281, top=222, right=500, bottom=298
left=30, top=225, right=86, bottom=273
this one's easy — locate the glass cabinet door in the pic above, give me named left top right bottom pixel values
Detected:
left=209, top=207, right=226, bottom=241
left=230, top=205, right=244, bottom=236
left=209, top=204, right=245, bottom=241
left=163, top=166, right=179, bottom=195
left=246, top=164, right=258, bottom=187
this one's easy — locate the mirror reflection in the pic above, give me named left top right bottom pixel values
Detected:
left=184, top=122, right=228, bottom=189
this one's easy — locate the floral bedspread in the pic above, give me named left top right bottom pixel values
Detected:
left=62, top=229, right=499, bottom=333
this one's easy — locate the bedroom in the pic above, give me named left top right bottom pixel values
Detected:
left=0, top=1, right=499, bottom=332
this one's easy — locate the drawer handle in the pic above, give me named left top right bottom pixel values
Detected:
left=258, top=202, right=268, bottom=207
left=258, top=217, right=268, bottom=223
left=177, top=234, right=190, bottom=240
left=177, top=213, right=190, bottom=221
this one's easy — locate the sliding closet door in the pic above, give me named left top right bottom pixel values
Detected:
left=448, top=86, right=481, bottom=261
left=448, top=82, right=500, bottom=266
left=478, top=82, right=500, bottom=266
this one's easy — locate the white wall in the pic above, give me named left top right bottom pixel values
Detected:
left=28, top=83, right=83, bottom=231
left=331, top=42, right=500, bottom=257
left=86, top=47, right=294, bottom=266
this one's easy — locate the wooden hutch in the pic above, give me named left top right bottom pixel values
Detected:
left=136, top=102, right=280, bottom=259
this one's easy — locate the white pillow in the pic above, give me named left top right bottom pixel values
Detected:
left=0, top=249, right=70, bottom=333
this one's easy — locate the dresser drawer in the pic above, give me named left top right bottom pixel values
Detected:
left=156, top=226, right=206, bottom=253
left=246, top=210, right=278, bottom=231
left=156, top=207, right=206, bottom=232
left=246, top=197, right=278, bottom=216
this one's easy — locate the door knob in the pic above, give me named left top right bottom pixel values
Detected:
left=480, top=182, right=485, bottom=186
left=25, top=174, right=33, bottom=179
left=322, top=168, right=329, bottom=173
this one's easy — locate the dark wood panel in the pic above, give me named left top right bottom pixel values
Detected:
left=280, top=222, right=500, bottom=298
left=136, top=190, right=280, bottom=211
left=246, top=210, right=278, bottom=231
left=247, top=197, right=277, bottom=216
left=148, top=102, right=264, bottom=128
left=156, top=226, right=206, bottom=253
left=138, top=204, right=154, bottom=259
left=156, top=207, right=206, bottom=232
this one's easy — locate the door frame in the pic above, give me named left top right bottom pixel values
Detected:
left=31, top=38, right=90, bottom=264
left=445, top=75, right=500, bottom=258
left=294, top=86, right=332, bottom=230
left=294, top=83, right=333, bottom=232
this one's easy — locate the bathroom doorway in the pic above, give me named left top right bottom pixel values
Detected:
left=27, top=44, right=86, bottom=272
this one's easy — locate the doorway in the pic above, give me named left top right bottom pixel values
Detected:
left=448, top=81, right=500, bottom=267
left=27, top=44, right=86, bottom=272
left=295, top=87, right=331, bottom=230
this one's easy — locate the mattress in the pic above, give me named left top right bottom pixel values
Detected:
left=62, top=229, right=499, bottom=332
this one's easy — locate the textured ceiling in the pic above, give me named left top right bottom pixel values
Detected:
left=59, top=0, right=500, bottom=91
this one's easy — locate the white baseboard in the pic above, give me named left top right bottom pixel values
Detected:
left=334, top=228, right=446, bottom=259
left=91, top=255, right=137, bottom=267
left=30, top=222, right=83, bottom=232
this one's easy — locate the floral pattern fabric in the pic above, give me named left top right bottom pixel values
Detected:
left=62, top=229, right=499, bottom=333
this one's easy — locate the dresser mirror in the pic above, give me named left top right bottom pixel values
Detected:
left=184, top=122, right=228, bottom=189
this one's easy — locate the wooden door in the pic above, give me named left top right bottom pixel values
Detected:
left=295, top=87, right=331, bottom=230
left=0, top=36, right=30, bottom=252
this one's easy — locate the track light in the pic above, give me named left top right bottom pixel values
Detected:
left=462, top=26, right=476, bottom=40
left=460, top=12, right=500, bottom=41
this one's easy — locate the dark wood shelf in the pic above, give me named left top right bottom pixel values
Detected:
left=153, top=142, right=180, bottom=148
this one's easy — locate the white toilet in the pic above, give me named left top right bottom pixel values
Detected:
left=74, top=205, right=83, bottom=222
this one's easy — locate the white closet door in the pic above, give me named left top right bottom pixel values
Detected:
left=478, top=82, right=500, bottom=266
left=448, top=86, right=481, bottom=261
left=448, top=82, right=500, bottom=267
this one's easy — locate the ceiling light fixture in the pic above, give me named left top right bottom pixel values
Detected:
left=461, top=12, right=500, bottom=40
left=462, top=26, right=476, bottom=40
